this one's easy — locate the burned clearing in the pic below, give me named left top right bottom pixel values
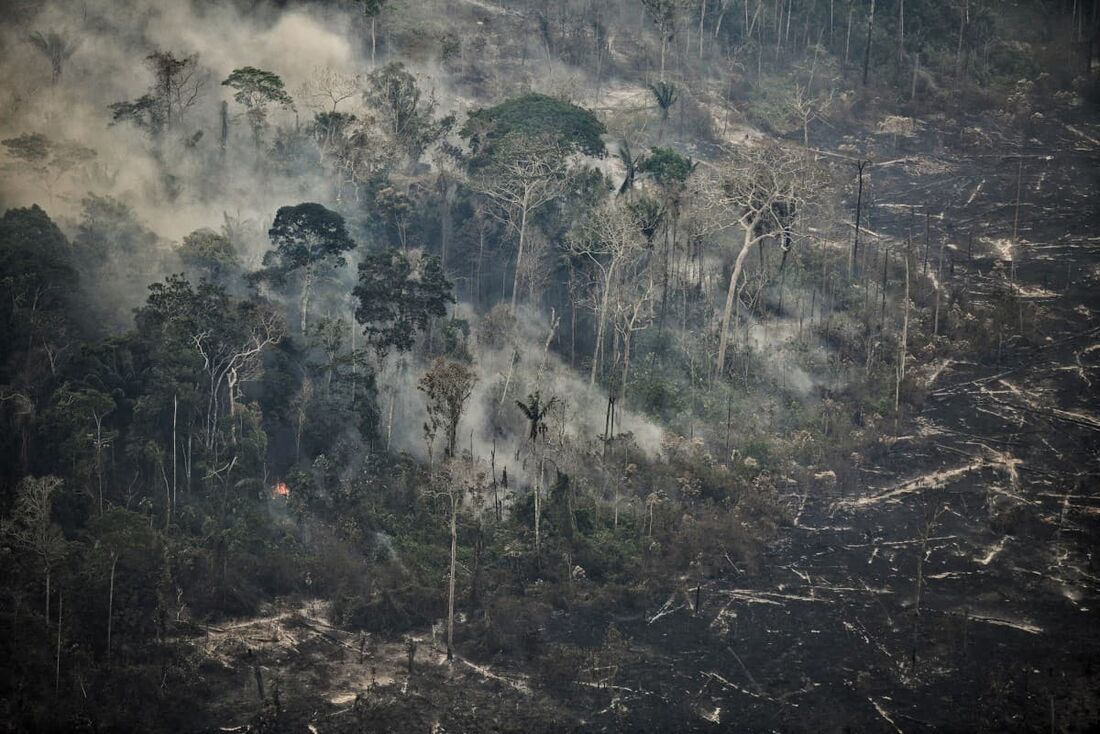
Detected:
left=2, top=1, right=1100, bottom=732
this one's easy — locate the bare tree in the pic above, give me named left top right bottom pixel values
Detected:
left=2, top=476, right=67, bottom=629
left=144, top=278, right=284, bottom=455
left=418, top=364, right=479, bottom=663
left=567, top=200, right=649, bottom=387
left=473, top=135, right=570, bottom=312
left=702, top=144, right=811, bottom=376
left=786, top=84, right=834, bottom=148
left=428, top=460, right=486, bottom=661
left=302, top=65, right=361, bottom=113
left=146, top=51, right=206, bottom=131
left=612, top=275, right=658, bottom=401
left=911, top=487, right=948, bottom=670
left=862, top=0, right=877, bottom=86
left=640, top=0, right=682, bottom=81
left=516, top=392, right=559, bottom=559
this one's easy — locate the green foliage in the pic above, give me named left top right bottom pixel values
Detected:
left=366, top=62, right=454, bottom=165
left=638, top=146, right=694, bottom=185
left=2, top=475, right=68, bottom=574
left=647, top=81, right=678, bottom=119
left=85, top=507, right=164, bottom=640
left=112, top=51, right=203, bottom=136
left=354, top=0, right=387, bottom=17
left=2, top=132, right=50, bottom=163
left=222, top=66, right=294, bottom=139
left=0, top=205, right=75, bottom=375
left=461, top=93, right=607, bottom=159
left=2, top=133, right=96, bottom=192
left=418, top=357, right=476, bottom=459
left=178, top=228, right=239, bottom=280
left=615, top=140, right=641, bottom=194
left=745, top=77, right=800, bottom=135
left=263, top=202, right=355, bottom=277
left=109, top=95, right=163, bottom=134
left=354, top=249, right=453, bottom=356
left=626, top=195, right=664, bottom=242
left=222, top=66, right=293, bottom=110
left=516, top=391, right=557, bottom=441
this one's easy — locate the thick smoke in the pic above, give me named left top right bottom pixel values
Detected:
left=0, top=0, right=361, bottom=241
left=0, top=0, right=839, bottom=472
left=382, top=303, right=666, bottom=484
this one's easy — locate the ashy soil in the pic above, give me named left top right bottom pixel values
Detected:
left=191, top=107, right=1100, bottom=733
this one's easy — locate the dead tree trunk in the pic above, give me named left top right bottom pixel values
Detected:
left=895, top=246, right=910, bottom=416
left=54, top=590, right=62, bottom=694
left=851, top=160, right=867, bottom=277
left=446, top=491, right=457, bottom=662
left=106, top=553, right=117, bottom=666
left=933, top=238, right=945, bottom=336
left=716, top=226, right=758, bottom=377
left=862, top=0, right=877, bottom=86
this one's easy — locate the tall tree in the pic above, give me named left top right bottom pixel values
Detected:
left=418, top=357, right=476, bottom=461
left=638, top=146, right=694, bottom=327
left=221, top=66, right=294, bottom=145
left=568, top=200, right=648, bottom=386
left=138, top=275, right=283, bottom=455
left=110, top=52, right=206, bottom=138
left=862, top=0, right=877, bottom=86
left=255, top=203, right=356, bottom=333
left=354, top=249, right=453, bottom=360
left=472, top=134, right=570, bottom=311
left=641, top=0, right=681, bottom=80
left=703, top=144, right=809, bottom=377
left=145, top=51, right=205, bottom=131
left=354, top=0, right=389, bottom=66
left=2, top=476, right=68, bottom=626
left=365, top=62, right=454, bottom=167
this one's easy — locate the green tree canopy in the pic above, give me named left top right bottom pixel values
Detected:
left=254, top=203, right=356, bottom=333
left=638, top=147, right=694, bottom=186
left=354, top=249, right=453, bottom=358
left=0, top=204, right=74, bottom=315
left=178, top=228, right=239, bottom=281
left=221, top=66, right=294, bottom=141
left=461, top=93, right=606, bottom=161
left=264, top=203, right=355, bottom=277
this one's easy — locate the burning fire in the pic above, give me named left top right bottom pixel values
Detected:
left=272, top=482, right=290, bottom=498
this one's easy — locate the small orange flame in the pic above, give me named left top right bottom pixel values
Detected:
left=272, top=482, right=290, bottom=498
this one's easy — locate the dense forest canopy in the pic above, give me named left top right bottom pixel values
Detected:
left=1, top=0, right=1099, bottom=731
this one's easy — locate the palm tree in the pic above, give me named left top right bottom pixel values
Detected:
left=29, top=30, right=80, bottom=83
left=648, top=81, right=678, bottom=141
left=616, top=140, right=641, bottom=195
left=516, top=391, right=557, bottom=442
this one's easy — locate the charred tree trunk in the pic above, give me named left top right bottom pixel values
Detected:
left=106, top=552, right=117, bottom=666
left=446, top=492, right=457, bottom=662
left=862, top=0, right=876, bottom=86
left=851, top=160, right=866, bottom=277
